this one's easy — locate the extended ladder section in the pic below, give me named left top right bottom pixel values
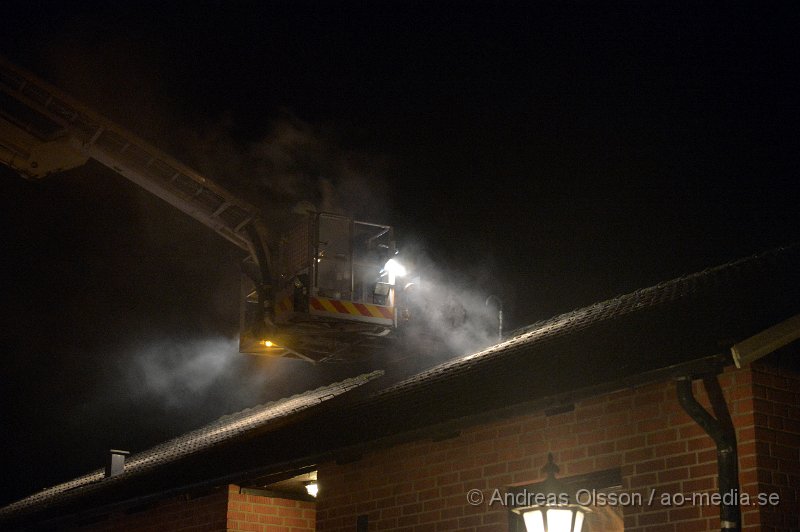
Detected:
left=0, top=56, right=262, bottom=255
left=0, top=57, right=403, bottom=362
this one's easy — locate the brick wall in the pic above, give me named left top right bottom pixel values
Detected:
left=227, top=485, right=316, bottom=532
left=750, top=361, right=800, bottom=531
left=316, top=363, right=796, bottom=532
left=76, top=484, right=315, bottom=532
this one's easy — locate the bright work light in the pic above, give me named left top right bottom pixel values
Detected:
left=383, top=258, right=406, bottom=277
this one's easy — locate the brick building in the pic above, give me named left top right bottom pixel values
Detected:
left=2, top=246, right=799, bottom=531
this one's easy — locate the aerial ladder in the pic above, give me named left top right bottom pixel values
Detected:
left=0, top=56, right=404, bottom=363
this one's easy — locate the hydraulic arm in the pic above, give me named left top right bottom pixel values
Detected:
left=0, top=56, right=276, bottom=348
left=0, top=56, right=405, bottom=363
left=0, top=56, right=268, bottom=258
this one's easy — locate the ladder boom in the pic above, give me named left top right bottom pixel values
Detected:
left=0, top=56, right=262, bottom=254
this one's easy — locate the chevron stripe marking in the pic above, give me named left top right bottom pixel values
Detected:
left=329, top=299, right=349, bottom=314
left=309, top=297, right=393, bottom=320
left=352, top=302, right=372, bottom=317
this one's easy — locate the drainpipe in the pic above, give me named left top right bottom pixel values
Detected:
left=676, top=375, right=740, bottom=532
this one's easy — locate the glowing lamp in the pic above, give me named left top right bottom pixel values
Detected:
left=263, top=340, right=275, bottom=347
left=513, top=454, right=588, bottom=532
left=383, top=258, right=406, bottom=277
left=304, top=481, right=318, bottom=497
left=517, top=507, right=584, bottom=532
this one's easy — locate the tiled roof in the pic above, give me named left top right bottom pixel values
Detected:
left=0, top=371, right=382, bottom=525
left=317, top=245, right=799, bottom=443
left=3, top=245, right=799, bottom=527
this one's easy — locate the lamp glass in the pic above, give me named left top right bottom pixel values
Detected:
left=573, top=511, right=584, bottom=532
left=547, top=509, right=574, bottom=532
left=522, top=509, right=545, bottom=532
left=519, top=507, right=585, bottom=532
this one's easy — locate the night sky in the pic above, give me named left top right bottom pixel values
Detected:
left=2, top=1, right=799, bottom=506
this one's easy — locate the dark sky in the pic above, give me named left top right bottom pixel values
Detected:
left=2, top=1, right=799, bottom=506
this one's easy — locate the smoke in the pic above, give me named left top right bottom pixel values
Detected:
left=18, top=34, right=504, bottom=446
left=36, top=37, right=399, bottom=431
left=1, top=15, right=502, bottom=505
left=394, top=241, right=503, bottom=361
left=99, top=335, right=330, bottom=436
left=179, top=113, right=392, bottom=227
left=125, top=336, right=255, bottom=410
left=36, top=31, right=393, bottom=225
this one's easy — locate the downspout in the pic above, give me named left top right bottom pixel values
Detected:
left=676, top=375, right=740, bottom=532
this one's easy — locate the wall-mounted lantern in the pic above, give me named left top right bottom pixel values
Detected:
left=512, top=454, right=589, bottom=532
left=304, top=481, right=318, bottom=497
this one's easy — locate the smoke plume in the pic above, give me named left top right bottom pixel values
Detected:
left=25, top=37, right=504, bottom=451
left=394, top=242, right=503, bottom=361
left=180, top=114, right=393, bottom=228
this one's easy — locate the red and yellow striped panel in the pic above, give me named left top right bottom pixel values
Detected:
left=275, top=297, right=293, bottom=316
left=310, top=296, right=394, bottom=320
